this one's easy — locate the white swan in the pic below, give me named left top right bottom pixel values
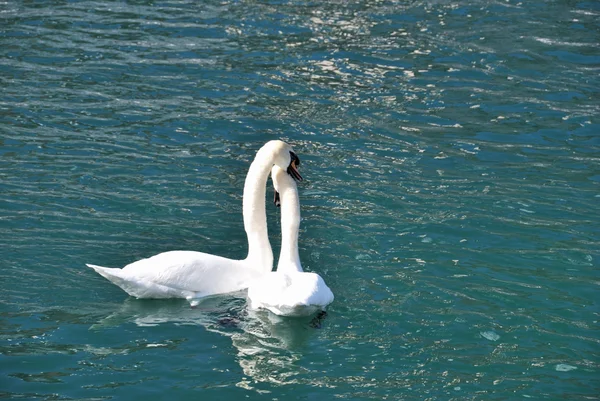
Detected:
left=247, top=165, right=334, bottom=317
left=87, top=140, right=303, bottom=301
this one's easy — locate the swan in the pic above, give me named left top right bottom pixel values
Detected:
left=247, top=165, right=334, bottom=317
left=87, top=140, right=303, bottom=301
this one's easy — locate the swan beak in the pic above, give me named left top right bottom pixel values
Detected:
left=287, top=152, right=303, bottom=181
left=273, top=190, right=281, bottom=207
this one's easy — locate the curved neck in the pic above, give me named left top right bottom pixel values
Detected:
left=242, top=155, right=274, bottom=273
left=277, top=178, right=303, bottom=273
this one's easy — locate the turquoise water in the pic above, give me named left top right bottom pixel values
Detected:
left=1, top=0, right=599, bottom=399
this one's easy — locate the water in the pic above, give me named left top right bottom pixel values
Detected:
left=1, top=0, right=599, bottom=399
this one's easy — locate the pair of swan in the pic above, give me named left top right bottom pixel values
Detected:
left=87, top=140, right=333, bottom=317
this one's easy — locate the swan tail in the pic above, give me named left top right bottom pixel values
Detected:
left=87, top=264, right=132, bottom=289
left=87, top=263, right=147, bottom=297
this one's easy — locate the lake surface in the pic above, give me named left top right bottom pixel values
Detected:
left=1, top=0, right=599, bottom=399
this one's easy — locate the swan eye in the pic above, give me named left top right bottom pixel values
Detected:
left=290, top=151, right=300, bottom=166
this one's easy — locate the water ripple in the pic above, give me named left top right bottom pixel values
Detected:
left=1, top=0, right=599, bottom=399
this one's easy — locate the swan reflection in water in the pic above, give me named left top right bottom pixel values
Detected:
left=91, top=295, right=329, bottom=386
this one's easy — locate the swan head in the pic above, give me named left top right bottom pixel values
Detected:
left=271, top=157, right=302, bottom=207
left=263, top=140, right=303, bottom=182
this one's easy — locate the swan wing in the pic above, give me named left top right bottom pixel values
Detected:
left=87, top=263, right=196, bottom=299
left=88, top=251, right=263, bottom=299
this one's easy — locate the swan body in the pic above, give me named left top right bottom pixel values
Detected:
left=248, top=270, right=333, bottom=316
left=87, top=140, right=303, bottom=300
left=88, top=252, right=260, bottom=299
left=247, top=165, right=334, bottom=317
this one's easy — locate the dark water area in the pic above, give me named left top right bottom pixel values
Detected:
left=1, top=0, right=599, bottom=399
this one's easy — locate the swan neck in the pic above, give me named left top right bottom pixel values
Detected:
left=277, top=183, right=303, bottom=273
left=242, top=155, right=273, bottom=273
